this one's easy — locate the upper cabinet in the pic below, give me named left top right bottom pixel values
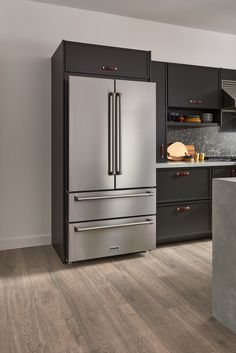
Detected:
left=221, top=68, right=236, bottom=81
left=65, top=41, right=151, bottom=80
left=168, top=63, right=220, bottom=109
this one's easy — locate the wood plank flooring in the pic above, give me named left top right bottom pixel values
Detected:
left=1, top=240, right=236, bottom=353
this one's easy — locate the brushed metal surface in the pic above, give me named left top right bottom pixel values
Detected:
left=115, top=80, right=156, bottom=188
left=74, top=191, right=154, bottom=201
left=68, top=216, right=156, bottom=262
left=74, top=219, right=154, bottom=232
left=69, top=188, right=156, bottom=222
left=69, top=76, right=115, bottom=191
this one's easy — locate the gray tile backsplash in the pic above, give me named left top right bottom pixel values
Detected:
left=167, top=113, right=236, bottom=156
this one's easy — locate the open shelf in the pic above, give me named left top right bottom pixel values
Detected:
left=167, top=122, right=220, bottom=127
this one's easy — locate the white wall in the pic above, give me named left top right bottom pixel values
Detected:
left=1, top=0, right=236, bottom=250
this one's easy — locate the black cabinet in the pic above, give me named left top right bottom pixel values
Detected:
left=65, top=41, right=150, bottom=79
left=221, top=68, right=236, bottom=81
left=150, top=61, right=167, bottom=162
left=212, top=166, right=236, bottom=178
left=157, top=200, right=211, bottom=244
left=168, top=63, right=220, bottom=109
left=156, top=167, right=211, bottom=203
left=156, top=167, right=212, bottom=245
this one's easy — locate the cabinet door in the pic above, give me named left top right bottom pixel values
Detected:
left=212, top=166, right=236, bottom=178
left=69, top=76, right=115, bottom=191
left=150, top=61, right=167, bottom=162
left=65, top=41, right=150, bottom=79
left=157, top=200, right=211, bottom=244
left=115, top=80, right=156, bottom=189
left=168, top=63, right=220, bottom=109
left=156, top=167, right=211, bottom=203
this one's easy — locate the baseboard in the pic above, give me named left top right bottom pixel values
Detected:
left=0, top=234, right=51, bottom=251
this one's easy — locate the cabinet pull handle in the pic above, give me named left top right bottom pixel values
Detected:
left=160, top=144, right=165, bottom=159
left=101, top=66, right=118, bottom=71
left=177, top=206, right=190, bottom=213
left=232, top=169, right=236, bottom=177
left=189, top=99, right=202, bottom=104
left=176, top=171, right=190, bottom=176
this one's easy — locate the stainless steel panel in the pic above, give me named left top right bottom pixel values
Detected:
left=68, top=216, right=156, bottom=262
left=69, top=188, right=156, bottom=222
left=115, top=80, right=156, bottom=189
left=69, top=76, right=115, bottom=191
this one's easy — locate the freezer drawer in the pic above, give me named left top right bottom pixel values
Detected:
left=69, top=188, right=156, bottom=222
left=68, top=216, right=156, bottom=262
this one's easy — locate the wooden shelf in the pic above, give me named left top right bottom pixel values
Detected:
left=167, top=122, right=220, bottom=127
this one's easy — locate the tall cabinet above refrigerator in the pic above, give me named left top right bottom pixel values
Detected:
left=52, top=41, right=156, bottom=263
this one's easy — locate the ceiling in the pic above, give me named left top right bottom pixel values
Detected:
left=31, top=0, right=236, bottom=35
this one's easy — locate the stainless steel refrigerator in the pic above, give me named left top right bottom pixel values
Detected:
left=68, top=76, right=156, bottom=262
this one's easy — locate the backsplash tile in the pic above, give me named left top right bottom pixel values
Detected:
left=167, top=113, right=236, bottom=156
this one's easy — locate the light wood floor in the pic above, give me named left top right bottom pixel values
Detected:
left=1, top=241, right=236, bottom=353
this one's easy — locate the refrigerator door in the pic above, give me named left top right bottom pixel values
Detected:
left=69, top=76, right=115, bottom=191
left=115, top=80, right=156, bottom=189
left=68, top=216, right=156, bottom=262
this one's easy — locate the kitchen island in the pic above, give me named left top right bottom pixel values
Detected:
left=212, top=177, right=236, bottom=333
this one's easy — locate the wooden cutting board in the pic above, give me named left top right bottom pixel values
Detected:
left=167, top=142, right=188, bottom=161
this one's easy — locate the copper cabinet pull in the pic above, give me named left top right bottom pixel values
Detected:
left=177, top=206, right=190, bottom=213
left=189, top=99, right=202, bottom=104
left=101, top=66, right=118, bottom=71
left=176, top=171, right=190, bottom=176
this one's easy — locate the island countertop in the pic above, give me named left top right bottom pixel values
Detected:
left=212, top=177, right=236, bottom=333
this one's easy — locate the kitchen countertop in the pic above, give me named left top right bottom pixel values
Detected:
left=156, top=161, right=236, bottom=168
left=212, top=177, right=236, bottom=333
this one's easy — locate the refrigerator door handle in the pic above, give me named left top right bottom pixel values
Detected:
left=115, top=92, right=122, bottom=175
left=108, top=92, right=115, bottom=175
left=74, top=219, right=154, bottom=232
left=74, top=191, right=154, bottom=202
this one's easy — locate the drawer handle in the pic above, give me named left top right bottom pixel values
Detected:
left=176, top=171, right=190, bottom=176
left=177, top=206, right=190, bottom=213
left=101, top=66, right=118, bottom=71
left=189, top=99, right=202, bottom=104
left=74, top=191, right=154, bottom=202
left=74, top=219, right=154, bottom=232
left=232, top=169, right=236, bottom=177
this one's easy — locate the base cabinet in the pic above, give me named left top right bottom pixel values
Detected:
left=157, top=200, right=211, bottom=244
left=212, top=166, right=236, bottom=178
left=156, top=165, right=236, bottom=245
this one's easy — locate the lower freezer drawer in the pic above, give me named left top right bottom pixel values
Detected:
left=68, top=216, right=156, bottom=262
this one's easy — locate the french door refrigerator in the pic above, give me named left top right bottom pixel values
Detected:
left=68, top=76, right=156, bottom=262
